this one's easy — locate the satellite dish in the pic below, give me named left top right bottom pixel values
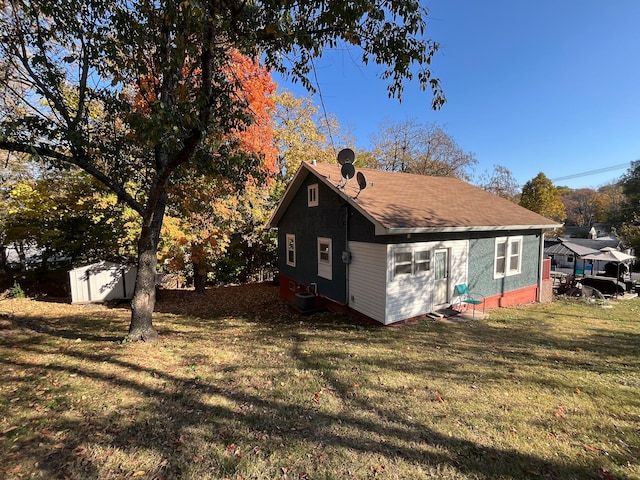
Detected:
left=337, top=148, right=355, bottom=165
left=341, top=162, right=355, bottom=180
left=356, top=171, right=367, bottom=190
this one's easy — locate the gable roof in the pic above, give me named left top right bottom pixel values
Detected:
left=269, top=162, right=562, bottom=235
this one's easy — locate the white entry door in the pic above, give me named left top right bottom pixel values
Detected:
left=433, top=248, right=449, bottom=305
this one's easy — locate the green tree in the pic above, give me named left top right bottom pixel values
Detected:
left=1, top=170, right=136, bottom=270
left=519, top=172, right=566, bottom=222
left=620, top=160, right=640, bottom=217
left=370, top=119, right=476, bottom=180
left=617, top=160, right=640, bottom=253
left=595, top=183, right=625, bottom=224
left=0, top=0, right=445, bottom=341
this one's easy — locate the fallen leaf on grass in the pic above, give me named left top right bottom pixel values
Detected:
left=73, top=446, right=87, bottom=457
left=54, top=442, right=65, bottom=449
left=584, top=444, right=603, bottom=453
left=132, top=470, right=146, bottom=477
left=225, top=444, right=242, bottom=458
left=10, top=465, right=22, bottom=474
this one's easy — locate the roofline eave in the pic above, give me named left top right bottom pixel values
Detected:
left=374, top=223, right=564, bottom=235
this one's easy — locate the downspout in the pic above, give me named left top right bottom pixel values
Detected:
left=537, top=232, right=544, bottom=302
left=344, top=203, right=350, bottom=307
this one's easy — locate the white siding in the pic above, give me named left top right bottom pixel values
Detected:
left=348, top=242, right=388, bottom=323
left=386, top=240, right=469, bottom=324
left=69, top=261, right=137, bottom=303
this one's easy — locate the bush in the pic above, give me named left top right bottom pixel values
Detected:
left=9, top=281, right=25, bottom=298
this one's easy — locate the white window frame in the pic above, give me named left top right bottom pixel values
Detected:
left=393, top=250, right=413, bottom=277
left=308, top=184, right=319, bottom=207
left=286, top=233, right=296, bottom=267
left=414, top=250, right=431, bottom=275
left=494, top=236, right=523, bottom=278
left=392, top=248, right=431, bottom=279
left=317, top=237, right=332, bottom=280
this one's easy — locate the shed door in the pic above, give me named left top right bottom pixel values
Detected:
left=433, top=248, right=449, bottom=305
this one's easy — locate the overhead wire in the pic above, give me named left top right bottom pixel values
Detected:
left=309, top=56, right=336, bottom=152
left=551, top=162, right=632, bottom=182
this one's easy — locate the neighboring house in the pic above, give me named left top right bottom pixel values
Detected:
left=545, top=236, right=635, bottom=277
left=268, top=162, right=562, bottom=325
left=544, top=239, right=599, bottom=272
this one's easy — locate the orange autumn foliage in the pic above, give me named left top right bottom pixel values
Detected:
left=227, top=49, right=278, bottom=177
left=150, top=50, right=277, bottom=276
left=132, top=49, right=277, bottom=178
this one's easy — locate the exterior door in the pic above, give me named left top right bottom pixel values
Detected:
left=433, top=248, right=449, bottom=305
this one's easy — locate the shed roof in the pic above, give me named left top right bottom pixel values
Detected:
left=269, top=162, right=562, bottom=235
left=544, top=240, right=599, bottom=257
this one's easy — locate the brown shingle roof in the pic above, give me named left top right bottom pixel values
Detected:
left=270, top=162, right=562, bottom=234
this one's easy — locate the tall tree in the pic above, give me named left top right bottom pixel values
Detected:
left=2, top=170, right=135, bottom=269
left=370, top=119, right=476, bottom=180
left=0, top=152, right=36, bottom=270
left=595, top=183, right=625, bottom=225
left=272, top=91, right=351, bottom=181
left=161, top=50, right=278, bottom=293
left=620, top=160, right=640, bottom=217
left=617, top=160, right=640, bottom=253
left=561, top=188, right=598, bottom=227
left=519, top=172, right=566, bottom=222
left=0, top=0, right=445, bottom=341
left=477, top=165, right=520, bottom=202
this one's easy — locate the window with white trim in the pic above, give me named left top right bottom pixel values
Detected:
left=494, top=236, right=522, bottom=278
left=415, top=250, right=431, bottom=273
left=394, top=251, right=413, bottom=276
left=393, top=249, right=431, bottom=278
left=317, top=237, right=332, bottom=279
left=286, top=234, right=296, bottom=267
left=308, top=184, right=319, bottom=207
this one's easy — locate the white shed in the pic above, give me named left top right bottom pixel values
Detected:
left=68, top=261, right=137, bottom=303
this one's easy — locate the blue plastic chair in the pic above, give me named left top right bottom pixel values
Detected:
left=453, top=284, right=484, bottom=318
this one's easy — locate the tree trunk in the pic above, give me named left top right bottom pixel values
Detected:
left=0, top=246, right=7, bottom=272
left=193, top=261, right=207, bottom=294
left=128, top=190, right=168, bottom=342
left=16, top=242, right=27, bottom=272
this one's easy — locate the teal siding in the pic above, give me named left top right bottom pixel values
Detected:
left=468, top=233, right=541, bottom=297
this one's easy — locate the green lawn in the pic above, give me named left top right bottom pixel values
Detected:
left=1, top=284, right=639, bottom=479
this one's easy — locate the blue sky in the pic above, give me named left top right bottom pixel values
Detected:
left=274, top=1, right=640, bottom=190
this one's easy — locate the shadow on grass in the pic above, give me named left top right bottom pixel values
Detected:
left=2, top=288, right=639, bottom=478
left=2, top=346, right=607, bottom=480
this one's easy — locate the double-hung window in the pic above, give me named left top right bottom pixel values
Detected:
left=308, top=184, right=319, bottom=207
left=415, top=250, right=431, bottom=273
left=394, top=251, right=413, bottom=277
left=286, top=234, right=296, bottom=267
left=494, top=236, right=522, bottom=278
left=317, top=237, right=332, bottom=279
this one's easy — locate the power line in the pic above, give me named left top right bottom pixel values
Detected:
left=551, top=162, right=632, bottom=182
left=310, top=57, right=336, bottom=152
